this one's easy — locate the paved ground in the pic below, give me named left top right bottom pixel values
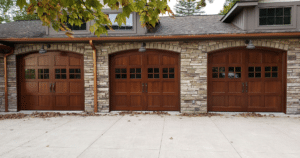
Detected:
left=0, top=113, right=300, bottom=158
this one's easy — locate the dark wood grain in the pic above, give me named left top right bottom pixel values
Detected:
left=110, top=49, right=180, bottom=111
left=208, top=47, right=286, bottom=112
left=18, top=52, right=84, bottom=111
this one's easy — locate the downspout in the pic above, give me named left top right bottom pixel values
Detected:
left=89, top=40, right=98, bottom=113
left=4, top=48, right=14, bottom=112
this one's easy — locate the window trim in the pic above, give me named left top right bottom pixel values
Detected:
left=106, top=13, right=134, bottom=31
left=255, top=3, right=296, bottom=30
left=258, top=7, right=292, bottom=26
left=97, top=9, right=137, bottom=35
left=48, top=18, right=91, bottom=35
left=64, top=16, right=88, bottom=31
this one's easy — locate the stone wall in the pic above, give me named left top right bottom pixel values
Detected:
left=93, top=39, right=292, bottom=113
left=0, top=54, right=4, bottom=111
left=2, top=38, right=300, bottom=114
left=7, top=54, right=17, bottom=111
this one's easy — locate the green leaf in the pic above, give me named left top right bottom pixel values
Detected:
left=16, top=0, right=27, bottom=10
left=37, top=7, right=44, bottom=16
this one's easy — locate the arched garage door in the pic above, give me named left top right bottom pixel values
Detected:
left=110, top=50, right=180, bottom=111
left=208, top=48, right=286, bottom=112
left=17, top=52, right=84, bottom=111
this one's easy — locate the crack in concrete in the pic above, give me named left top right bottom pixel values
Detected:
left=158, top=117, right=166, bottom=158
left=77, top=115, right=124, bottom=158
left=209, top=117, right=242, bottom=158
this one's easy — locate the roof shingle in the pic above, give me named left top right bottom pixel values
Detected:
left=0, top=15, right=299, bottom=39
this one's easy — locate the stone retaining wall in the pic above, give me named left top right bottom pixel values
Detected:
left=0, top=38, right=299, bottom=114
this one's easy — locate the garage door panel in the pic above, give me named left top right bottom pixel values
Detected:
left=212, top=96, right=225, bottom=107
left=263, top=53, right=280, bottom=63
left=114, top=56, right=128, bottom=65
left=24, top=82, right=38, bottom=94
left=129, top=55, right=142, bottom=65
left=212, top=82, right=226, bottom=93
left=70, top=82, right=83, bottom=93
left=147, top=95, right=161, bottom=107
left=55, top=95, right=68, bottom=106
left=55, top=55, right=68, bottom=66
left=38, top=96, right=51, bottom=107
left=70, top=95, right=84, bottom=107
left=248, top=82, right=262, bottom=93
left=211, top=54, right=226, bottom=64
left=228, top=52, right=242, bottom=64
left=115, top=82, right=127, bottom=93
left=265, top=96, right=281, bottom=108
left=163, top=81, right=175, bottom=93
left=38, top=55, right=50, bottom=66
left=162, top=56, right=176, bottom=65
left=23, top=96, right=38, bottom=109
left=55, top=82, right=68, bottom=93
left=162, top=95, right=176, bottom=107
left=130, top=96, right=142, bottom=107
left=248, top=95, right=262, bottom=107
left=265, top=81, right=281, bottom=93
left=38, top=82, right=50, bottom=93
left=114, top=95, right=127, bottom=107
left=248, top=52, right=262, bottom=64
left=130, top=82, right=142, bottom=93
left=228, top=95, right=244, bottom=107
left=69, top=56, right=81, bottom=66
left=24, top=57, right=36, bottom=66
left=147, top=54, right=160, bottom=65
left=148, top=82, right=160, bottom=93
left=228, top=82, right=242, bottom=93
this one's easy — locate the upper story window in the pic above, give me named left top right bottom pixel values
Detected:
left=105, top=14, right=133, bottom=30
left=65, top=16, right=87, bottom=31
left=259, top=7, right=291, bottom=26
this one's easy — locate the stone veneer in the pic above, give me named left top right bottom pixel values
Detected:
left=1, top=39, right=300, bottom=114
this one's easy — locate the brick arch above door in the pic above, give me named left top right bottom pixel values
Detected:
left=206, top=40, right=289, bottom=53
left=15, top=44, right=85, bottom=55
left=106, top=43, right=182, bottom=55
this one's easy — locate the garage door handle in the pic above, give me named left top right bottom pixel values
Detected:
left=50, top=83, right=52, bottom=92
left=145, top=83, right=148, bottom=93
left=53, top=83, right=55, bottom=93
left=245, top=82, right=248, bottom=93
left=242, top=82, right=244, bottom=93
left=142, top=83, right=144, bottom=93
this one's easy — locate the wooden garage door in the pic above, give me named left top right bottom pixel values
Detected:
left=208, top=48, right=286, bottom=112
left=110, top=50, right=180, bottom=111
left=18, top=52, right=84, bottom=111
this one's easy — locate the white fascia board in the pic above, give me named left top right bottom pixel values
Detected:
left=221, top=2, right=258, bottom=22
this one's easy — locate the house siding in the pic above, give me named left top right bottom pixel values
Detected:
left=232, top=9, right=246, bottom=30
left=259, top=0, right=299, bottom=2
left=1, top=38, right=299, bottom=114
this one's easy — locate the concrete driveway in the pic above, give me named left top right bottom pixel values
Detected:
left=0, top=113, right=300, bottom=158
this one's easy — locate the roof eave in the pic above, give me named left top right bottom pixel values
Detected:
left=220, top=1, right=258, bottom=23
left=1, top=32, right=300, bottom=44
